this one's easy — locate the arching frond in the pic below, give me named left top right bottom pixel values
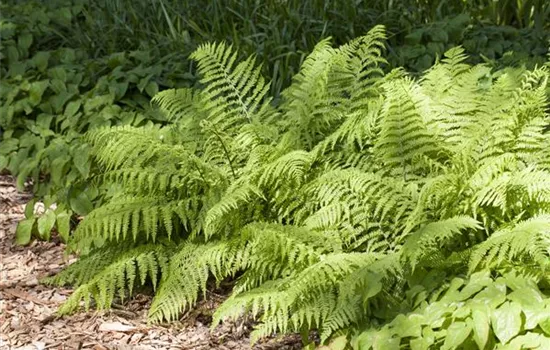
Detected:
left=45, top=243, right=171, bottom=314
left=190, top=42, right=272, bottom=130
left=401, top=216, right=481, bottom=269
left=469, top=214, right=550, bottom=272
left=374, top=78, right=441, bottom=175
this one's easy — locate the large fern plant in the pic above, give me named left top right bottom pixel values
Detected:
left=46, top=25, right=550, bottom=348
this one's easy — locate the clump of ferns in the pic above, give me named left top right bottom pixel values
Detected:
left=46, top=24, right=550, bottom=345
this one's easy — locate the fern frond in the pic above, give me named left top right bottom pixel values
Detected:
left=329, top=25, right=387, bottom=112
left=259, top=150, right=314, bottom=189
left=204, top=180, right=264, bottom=238
left=280, top=38, right=339, bottom=149
left=148, top=239, right=247, bottom=323
left=214, top=252, right=380, bottom=342
left=299, top=169, right=415, bottom=242
left=87, top=125, right=189, bottom=171
left=151, top=87, right=204, bottom=123
left=469, top=213, right=550, bottom=272
left=374, top=78, right=440, bottom=174
left=190, top=42, right=271, bottom=129
left=401, top=216, right=481, bottom=269
left=72, top=197, right=186, bottom=249
left=49, top=243, right=171, bottom=314
left=234, top=223, right=341, bottom=293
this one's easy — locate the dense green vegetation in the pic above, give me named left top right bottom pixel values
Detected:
left=44, top=29, right=550, bottom=348
left=2, top=0, right=550, bottom=348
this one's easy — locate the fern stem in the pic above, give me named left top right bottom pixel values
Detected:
left=210, top=124, right=237, bottom=179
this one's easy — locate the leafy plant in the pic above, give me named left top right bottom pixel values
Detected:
left=393, top=14, right=550, bottom=72
left=45, top=25, right=550, bottom=349
left=352, top=271, right=550, bottom=349
left=1, top=1, right=195, bottom=242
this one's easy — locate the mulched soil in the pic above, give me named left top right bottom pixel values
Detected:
left=0, top=175, right=301, bottom=350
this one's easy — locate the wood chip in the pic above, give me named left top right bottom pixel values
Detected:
left=98, top=322, right=136, bottom=333
left=2, top=287, right=51, bottom=305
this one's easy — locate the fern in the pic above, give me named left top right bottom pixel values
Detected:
left=45, top=242, right=171, bottom=314
left=52, top=26, right=550, bottom=348
left=402, top=216, right=481, bottom=269
left=469, top=214, right=550, bottom=272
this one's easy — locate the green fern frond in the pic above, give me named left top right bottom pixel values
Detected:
left=280, top=38, right=338, bottom=149
left=50, top=243, right=171, bottom=314
left=300, top=169, right=415, bottom=239
left=190, top=42, right=271, bottom=129
left=214, top=252, right=380, bottom=342
left=151, top=87, right=204, bottom=123
left=329, top=25, right=387, bottom=111
left=312, top=98, right=383, bottom=158
left=148, top=239, right=245, bottom=323
left=234, top=223, right=341, bottom=294
left=375, top=77, right=440, bottom=174
left=204, top=180, right=264, bottom=238
left=72, top=197, right=185, bottom=248
left=401, top=216, right=481, bottom=269
left=259, top=150, right=314, bottom=189
left=469, top=213, right=550, bottom=272
left=87, top=125, right=188, bottom=171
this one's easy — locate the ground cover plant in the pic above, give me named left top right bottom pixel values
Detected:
left=42, top=26, right=550, bottom=349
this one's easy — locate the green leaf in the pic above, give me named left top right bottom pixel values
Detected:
left=145, top=81, right=159, bottom=97
left=51, top=91, right=75, bottom=113
left=7, top=45, right=19, bottom=64
left=43, top=195, right=56, bottom=209
left=36, top=114, right=54, bottom=130
left=24, top=199, right=36, bottom=219
left=109, top=82, right=129, bottom=99
left=373, top=329, right=399, bottom=350
left=32, top=51, right=50, bottom=72
left=405, top=30, right=424, bottom=45
left=471, top=306, right=490, bottom=350
left=429, top=30, right=449, bottom=43
left=523, top=307, right=549, bottom=330
left=72, top=145, right=90, bottom=177
left=50, top=157, right=69, bottom=186
left=391, top=314, right=423, bottom=338
left=491, top=301, right=522, bottom=344
left=540, top=316, right=550, bottom=335
left=425, top=302, right=449, bottom=328
left=64, top=100, right=81, bottom=118
left=410, top=337, right=430, bottom=350
left=325, top=336, right=347, bottom=350
left=38, top=209, right=56, bottom=240
left=69, top=191, right=93, bottom=216
left=56, top=211, right=71, bottom=243
left=15, top=218, right=35, bottom=245
left=29, top=80, right=49, bottom=106
left=507, top=333, right=542, bottom=350
left=138, top=76, right=151, bottom=92
left=353, top=330, right=376, bottom=349
left=507, top=287, right=543, bottom=308
left=442, top=321, right=472, bottom=350
left=18, top=32, right=33, bottom=51
left=0, top=156, right=7, bottom=169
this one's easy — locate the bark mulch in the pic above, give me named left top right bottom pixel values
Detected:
left=0, top=175, right=301, bottom=350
